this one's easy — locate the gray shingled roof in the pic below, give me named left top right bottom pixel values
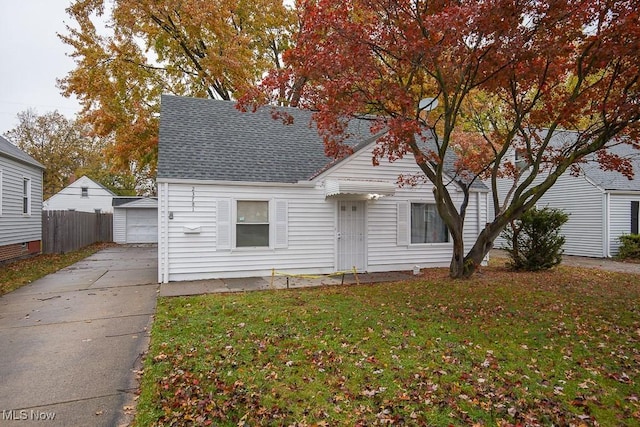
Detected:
left=157, top=95, right=487, bottom=190
left=0, top=135, right=44, bottom=169
left=542, top=129, right=640, bottom=192
left=581, top=143, right=640, bottom=191
left=158, top=95, right=340, bottom=183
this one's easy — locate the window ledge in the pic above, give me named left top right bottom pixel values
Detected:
left=231, top=247, right=274, bottom=252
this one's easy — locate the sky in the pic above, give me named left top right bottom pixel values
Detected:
left=0, top=1, right=81, bottom=137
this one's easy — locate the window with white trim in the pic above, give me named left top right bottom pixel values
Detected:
left=411, top=203, right=449, bottom=243
left=236, top=201, right=269, bottom=247
left=81, top=186, right=89, bottom=198
left=23, top=178, right=31, bottom=215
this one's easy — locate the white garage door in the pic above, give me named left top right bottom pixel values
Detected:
left=126, top=208, right=158, bottom=243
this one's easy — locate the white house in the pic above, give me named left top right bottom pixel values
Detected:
left=113, top=197, right=158, bottom=244
left=157, top=95, right=489, bottom=283
left=0, top=136, right=44, bottom=262
left=43, top=175, right=116, bottom=213
left=489, top=130, right=640, bottom=258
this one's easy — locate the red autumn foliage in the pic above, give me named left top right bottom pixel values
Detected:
left=240, top=0, right=640, bottom=278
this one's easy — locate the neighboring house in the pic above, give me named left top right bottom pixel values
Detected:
left=43, top=175, right=116, bottom=213
left=113, top=197, right=158, bottom=244
left=157, top=95, right=489, bottom=283
left=489, top=130, right=640, bottom=258
left=0, top=135, right=45, bottom=262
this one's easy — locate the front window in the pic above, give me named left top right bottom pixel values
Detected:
left=81, top=186, right=89, bottom=198
left=23, top=178, right=31, bottom=215
left=236, top=201, right=269, bottom=247
left=411, top=203, right=449, bottom=243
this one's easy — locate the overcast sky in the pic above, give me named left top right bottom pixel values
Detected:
left=0, top=0, right=81, bottom=137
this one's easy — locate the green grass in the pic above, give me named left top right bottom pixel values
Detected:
left=0, top=242, right=112, bottom=296
left=135, top=264, right=640, bottom=426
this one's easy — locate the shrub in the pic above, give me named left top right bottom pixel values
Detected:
left=501, top=207, right=569, bottom=271
left=618, top=234, right=640, bottom=259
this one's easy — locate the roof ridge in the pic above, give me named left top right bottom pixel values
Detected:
left=0, top=135, right=45, bottom=169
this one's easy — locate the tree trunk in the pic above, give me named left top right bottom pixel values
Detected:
left=448, top=223, right=473, bottom=279
left=450, top=238, right=483, bottom=278
left=456, top=222, right=509, bottom=278
left=449, top=235, right=467, bottom=278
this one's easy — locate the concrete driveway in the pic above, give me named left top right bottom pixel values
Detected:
left=0, top=245, right=158, bottom=427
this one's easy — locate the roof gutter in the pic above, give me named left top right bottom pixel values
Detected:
left=156, top=177, right=316, bottom=187
left=603, top=189, right=640, bottom=196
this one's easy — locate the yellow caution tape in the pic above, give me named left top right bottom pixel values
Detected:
left=269, top=267, right=360, bottom=288
left=270, top=270, right=353, bottom=279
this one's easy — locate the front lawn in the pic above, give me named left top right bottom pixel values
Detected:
left=135, top=265, right=640, bottom=426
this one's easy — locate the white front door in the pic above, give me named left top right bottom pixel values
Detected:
left=337, top=200, right=366, bottom=271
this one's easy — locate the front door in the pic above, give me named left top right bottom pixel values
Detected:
left=337, top=200, right=366, bottom=271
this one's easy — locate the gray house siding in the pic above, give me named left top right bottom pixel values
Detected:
left=535, top=173, right=605, bottom=258
left=490, top=171, right=605, bottom=257
left=487, top=134, right=639, bottom=258
left=0, top=152, right=43, bottom=260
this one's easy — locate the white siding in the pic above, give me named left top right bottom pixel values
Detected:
left=488, top=171, right=605, bottom=257
left=324, top=145, right=486, bottom=272
left=608, top=194, right=640, bottom=256
left=160, top=183, right=336, bottom=282
left=113, top=209, right=127, bottom=244
left=159, top=144, right=488, bottom=282
left=43, top=176, right=114, bottom=213
left=537, top=174, right=605, bottom=257
left=0, top=155, right=43, bottom=246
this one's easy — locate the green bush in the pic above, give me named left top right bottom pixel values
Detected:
left=617, top=234, right=640, bottom=259
left=501, top=207, right=569, bottom=271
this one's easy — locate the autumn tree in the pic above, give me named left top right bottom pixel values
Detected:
left=242, top=0, right=640, bottom=278
left=4, top=110, right=99, bottom=199
left=58, top=0, right=296, bottom=184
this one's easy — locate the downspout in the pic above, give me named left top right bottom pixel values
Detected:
left=476, top=192, right=482, bottom=237
left=158, top=182, right=170, bottom=283
left=481, top=191, right=490, bottom=265
left=603, top=192, right=611, bottom=258
left=157, top=183, right=163, bottom=283
left=164, top=182, right=170, bottom=282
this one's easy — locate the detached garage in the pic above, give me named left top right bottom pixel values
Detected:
left=113, top=197, right=158, bottom=244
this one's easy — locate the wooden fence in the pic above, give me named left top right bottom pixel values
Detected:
left=42, top=210, right=113, bottom=254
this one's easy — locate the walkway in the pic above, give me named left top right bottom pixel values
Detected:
left=491, top=249, right=640, bottom=275
left=0, top=246, right=158, bottom=427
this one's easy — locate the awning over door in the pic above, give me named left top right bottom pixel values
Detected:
left=325, top=179, right=396, bottom=199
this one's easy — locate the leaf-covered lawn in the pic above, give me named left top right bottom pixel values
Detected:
left=135, top=264, right=640, bottom=426
left=0, top=243, right=112, bottom=296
